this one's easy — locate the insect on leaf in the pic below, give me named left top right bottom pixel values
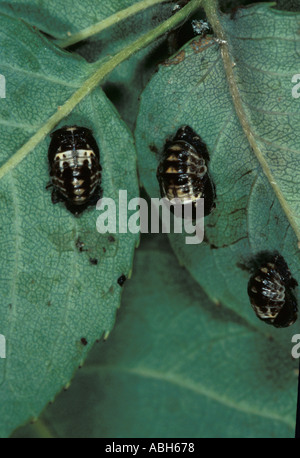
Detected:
left=135, top=3, right=300, bottom=330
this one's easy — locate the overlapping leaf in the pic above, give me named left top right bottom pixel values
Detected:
left=135, top=3, right=300, bottom=330
left=0, top=0, right=175, bottom=128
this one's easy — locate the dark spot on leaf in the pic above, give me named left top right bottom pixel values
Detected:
left=117, top=274, right=127, bottom=287
left=89, top=258, right=98, bottom=265
left=149, top=144, right=159, bottom=155
left=103, top=247, right=107, bottom=253
left=108, top=235, right=115, bottom=243
left=80, top=338, right=88, bottom=346
left=47, top=301, right=52, bottom=307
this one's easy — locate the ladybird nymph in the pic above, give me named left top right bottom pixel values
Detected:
left=156, top=125, right=216, bottom=217
left=247, top=253, right=298, bottom=328
left=48, top=125, right=102, bottom=215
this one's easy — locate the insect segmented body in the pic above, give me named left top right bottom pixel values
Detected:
left=48, top=125, right=102, bottom=215
left=156, top=125, right=216, bottom=218
left=247, top=253, right=298, bottom=328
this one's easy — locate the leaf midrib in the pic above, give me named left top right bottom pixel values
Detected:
left=203, top=1, right=300, bottom=245
left=82, top=362, right=295, bottom=431
left=0, top=0, right=205, bottom=181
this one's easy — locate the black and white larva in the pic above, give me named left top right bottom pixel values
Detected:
left=156, top=125, right=216, bottom=218
left=247, top=253, right=298, bottom=328
left=48, top=125, right=102, bottom=215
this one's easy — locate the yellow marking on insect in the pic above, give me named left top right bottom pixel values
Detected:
left=260, top=267, right=268, bottom=273
left=267, top=263, right=275, bottom=269
left=165, top=166, right=179, bottom=173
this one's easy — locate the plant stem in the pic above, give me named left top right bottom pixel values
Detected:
left=55, top=0, right=170, bottom=48
left=0, top=0, right=203, bottom=180
left=204, top=0, right=300, bottom=245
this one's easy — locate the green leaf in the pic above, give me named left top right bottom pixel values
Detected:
left=0, top=0, right=165, bottom=40
left=0, top=0, right=176, bottom=129
left=0, top=15, right=139, bottom=437
left=135, top=3, right=300, bottom=326
left=12, top=235, right=298, bottom=438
